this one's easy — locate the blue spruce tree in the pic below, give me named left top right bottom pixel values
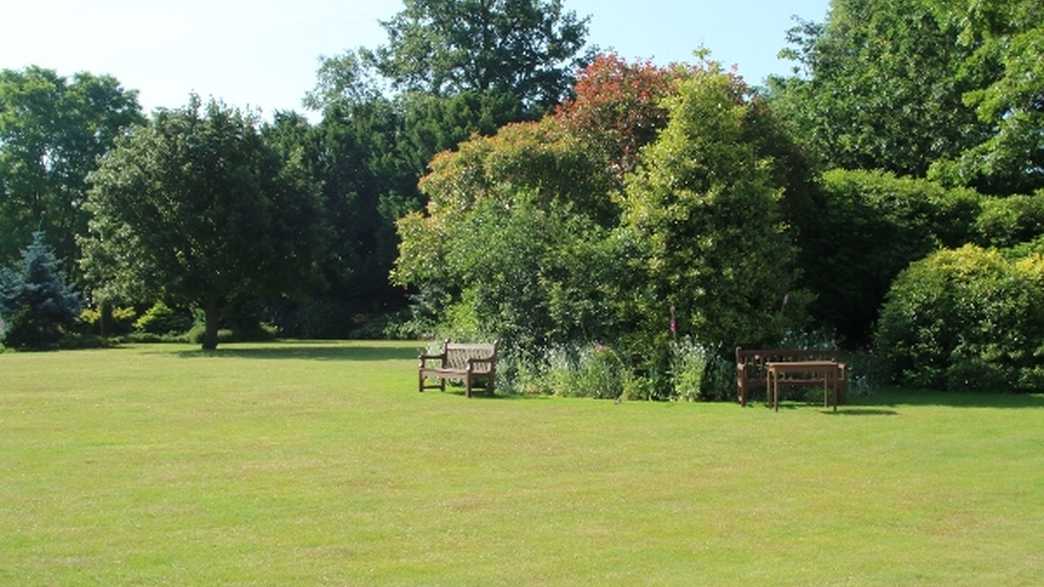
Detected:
left=0, top=232, right=81, bottom=349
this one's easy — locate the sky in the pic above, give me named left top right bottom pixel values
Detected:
left=1, top=0, right=830, bottom=120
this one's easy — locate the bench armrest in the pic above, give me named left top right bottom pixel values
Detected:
left=467, top=356, right=495, bottom=372
left=418, top=353, right=445, bottom=368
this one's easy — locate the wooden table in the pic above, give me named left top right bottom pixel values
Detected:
left=765, top=361, right=845, bottom=412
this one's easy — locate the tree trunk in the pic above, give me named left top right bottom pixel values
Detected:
left=99, top=299, right=113, bottom=338
left=202, top=299, right=220, bottom=351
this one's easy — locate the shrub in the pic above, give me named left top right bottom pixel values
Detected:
left=134, top=301, right=194, bottom=335
left=875, top=244, right=1044, bottom=392
left=805, top=169, right=983, bottom=345
left=79, top=305, right=136, bottom=336
left=698, top=354, right=737, bottom=402
left=186, top=323, right=235, bottom=345
left=57, top=333, right=113, bottom=349
left=669, top=337, right=709, bottom=402
left=975, top=190, right=1044, bottom=248
left=539, top=344, right=626, bottom=399
left=0, top=232, right=81, bottom=350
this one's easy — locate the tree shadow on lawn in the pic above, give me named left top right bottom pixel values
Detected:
left=820, top=408, right=899, bottom=416
left=753, top=389, right=1043, bottom=414
left=171, top=345, right=420, bottom=362
left=861, top=389, right=1044, bottom=410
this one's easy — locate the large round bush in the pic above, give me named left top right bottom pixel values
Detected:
left=875, top=245, right=1044, bottom=392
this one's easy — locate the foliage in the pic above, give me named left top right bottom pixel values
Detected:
left=494, top=343, right=627, bottom=399
left=772, top=0, right=1041, bottom=197
left=771, top=0, right=986, bottom=177
left=369, top=0, right=591, bottom=112
left=0, top=66, right=143, bottom=276
left=554, top=53, right=683, bottom=180
left=80, top=96, right=323, bottom=350
left=621, top=65, right=806, bottom=350
left=133, top=301, right=194, bottom=335
left=398, top=192, right=631, bottom=353
left=926, top=2, right=1043, bottom=195
left=669, top=337, right=709, bottom=402
left=0, top=232, right=81, bottom=349
left=79, top=305, right=136, bottom=336
left=974, top=190, right=1044, bottom=248
left=875, top=244, right=1044, bottom=391
left=806, top=169, right=983, bottom=344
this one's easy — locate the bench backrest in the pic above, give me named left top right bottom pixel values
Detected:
left=444, top=341, right=497, bottom=373
left=736, top=347, right=840, bottom=378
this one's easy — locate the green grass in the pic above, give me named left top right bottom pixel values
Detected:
left=2, top=341, right=1043, bottom=585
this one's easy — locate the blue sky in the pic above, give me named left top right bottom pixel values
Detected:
left=2, top=0, right=829, bottom=119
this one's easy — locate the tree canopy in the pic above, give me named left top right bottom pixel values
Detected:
left=370, top=0, right=591, bottom=111
left=81, top=96, right=322, bottom=349
left=0, top=67, right=143, bottom=275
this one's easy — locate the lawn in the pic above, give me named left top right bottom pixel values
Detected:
left=2, top=341, right=1042, bottom=585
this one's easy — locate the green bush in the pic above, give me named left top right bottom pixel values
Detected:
left=119, top=332, right=187, bottom=344
left=669, top=338, right=709, bottom=402
left=134, top=301, right=193, bottom=335
left=185, top=323, right=235, bottom=345
left=975, top=190, right=1044, bottom=248
left=79, top=305, right=136, bottom=336
left=806, top=169, right=983, bottom=345
left=875, top=245, right=1044, bottom=392
left=57, top=333, right=113, bottom=349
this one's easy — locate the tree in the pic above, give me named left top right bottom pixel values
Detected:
left=926, top=1, right=1043, bottom=195
left=370, top=0, right=591, bottom=112
left=81, top=96, right=322, bottom=350
left=770, top=0, right=1042, bottom=196
left=769, top=0, right=988, bottom=177
left=0, top=232, right=81, bottom=349
left=621, top=65, right=807, bottom=350
left=554, top=53, right=684, bottom=182
left=0, top=66, right=143, bottom=275
left=804, top=169, right=983, bottom=345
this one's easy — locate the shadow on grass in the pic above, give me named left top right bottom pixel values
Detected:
left=171, top=346, right=419, bottom=362
left=746, top=390, right=1044, bottom=412
left=820, top=408, right=899, bottom=416
left=857, top=389, right=1044, bottom=410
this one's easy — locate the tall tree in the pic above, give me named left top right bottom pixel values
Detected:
left=0, top=231, right=81, bottom=350
left=926, top=0, right=1043, bottom=195
left=622, top=65, right=807, bottom=350
left=81, top=96, right=322, bottom=350
left=769, top=0, right=987, bottom=177
left=770, top=0, right=1042, bottom=195
left=0, top=67, right=143, bottom=274
left=370, top=0, right=591, bottom=112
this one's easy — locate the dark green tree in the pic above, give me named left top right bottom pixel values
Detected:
left=81, top=96, right=323, bottom=350
left=0, top=66, right=143, bottom=274
left=0, top=232, right=81, bottom=349
left=770, top=0, right=1041, bottom=195
left=369, top=0, right=591, bottom=112
left=769, top=0, right=988, bottom=177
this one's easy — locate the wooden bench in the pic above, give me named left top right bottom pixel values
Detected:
left=736, top=347, right=847, bottom=407
left=418, top=340, right=497, bottom=398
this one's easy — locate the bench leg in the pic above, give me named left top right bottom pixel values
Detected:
left=418, top=371, right=424, bottom=393
left=465, top=375, right=472, bottom=398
